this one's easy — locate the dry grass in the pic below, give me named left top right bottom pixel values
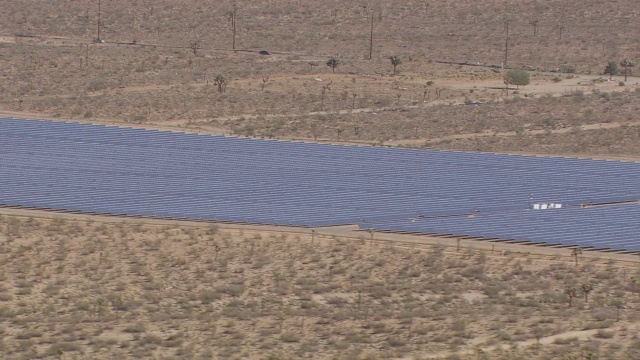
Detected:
left=221, top=89, right=640, bottom=158
left=2, top=0, right=640, bottom=70
left=0, top=1, right=639, bottom=160
left=0, top=214, right=639, bottom=359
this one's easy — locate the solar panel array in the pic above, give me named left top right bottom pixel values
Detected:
left=1, top=117, right=639, bottom=251
left=360, top=204, right=640, bottom=252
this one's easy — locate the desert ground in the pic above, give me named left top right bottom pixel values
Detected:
left=1, top=0, right=640, bottom=159
left=0, top=208, right=639, bottom=360
left=1, top=0, right=640, bottom=359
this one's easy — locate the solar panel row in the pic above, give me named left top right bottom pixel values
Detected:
left=360, top=203, right=640, bottom=251
left=0, top=117, right=639, bottom=251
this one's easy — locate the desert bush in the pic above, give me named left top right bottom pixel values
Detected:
left=123, top=323, right=146, bottom=333
left=594, top=329, right=615, bottom=339
left=280, top=332, right=301, bottom=343
left=45, top=342, right=83, bottom=356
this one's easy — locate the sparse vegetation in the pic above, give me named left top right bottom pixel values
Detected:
left=0, top=1, right=636, bottom=160
left=0, top=214, right=637, bottom=359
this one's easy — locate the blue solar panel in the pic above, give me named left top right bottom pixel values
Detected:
left=1, top=117, right=639, bottom=251
left=361, top=204, right=640, bottom=252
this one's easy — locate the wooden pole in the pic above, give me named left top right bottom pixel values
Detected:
left=369, top=13, right=374, bottom=59
left=97, top=0, right=101, bottom=41
left=503, top=21, right=509, bottom=68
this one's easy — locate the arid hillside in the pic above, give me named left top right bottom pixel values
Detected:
left=3, top=0, right=640, bottom=70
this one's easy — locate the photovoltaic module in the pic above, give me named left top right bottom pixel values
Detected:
left=1, top=118, right=638, bottom=251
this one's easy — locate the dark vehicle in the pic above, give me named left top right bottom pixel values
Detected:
left=258, top=50, right=271, bottom=55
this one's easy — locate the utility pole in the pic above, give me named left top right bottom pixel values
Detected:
left=369, top=12, right=374, bottom=59
left=228, top=5, right=237, bottom=50
left=529, top=19, right=539, bottom=37
left=503, top=21, right=509, bottom=69
left=96, top=0, right=102, bottom=42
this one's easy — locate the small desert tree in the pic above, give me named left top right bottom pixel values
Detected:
left=110, top=294, right=126, bottom=320
left=189, top=40, right=201, bottom=55
left=214, top=75, right=228, bottom=93
left=504, top=69, right=530, bottom=89
left=610, top=298, right=624, bottom=321
left=565, top=285, right=578, bottom=307
left=326, top=57, right=339, bottom=73
left=571, top=248, right=582, bottom=266
left=532, top=326, right=545, bottom=347
left=389, top=55, right=402, bottom=75
left=620, top=59, right=636, bottom=81
left=604, top=61, right=619, bottom=80
left=581, top=283, right=594, bottom=303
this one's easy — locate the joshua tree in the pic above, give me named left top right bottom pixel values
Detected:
left=213, top=243, right=221, bottom=260
left=620, top=59, right=636, bottom=81
left=261, top=75, right=270, bottom=91
left=214, top=75, right=228, bottom=93
left=571, top=248, right=582, bottom=266
left=189, top=40, right=201, bottom=55
left=581, top=283, right=594, bottom=303
left=557, top=25, right=566, bottom=39
left=389, top=55, right=402, bottom=75
left=326, top=57, right=339, bottom=73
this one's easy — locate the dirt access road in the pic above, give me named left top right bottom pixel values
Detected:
left=1, top=206, right=638, bottom=267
